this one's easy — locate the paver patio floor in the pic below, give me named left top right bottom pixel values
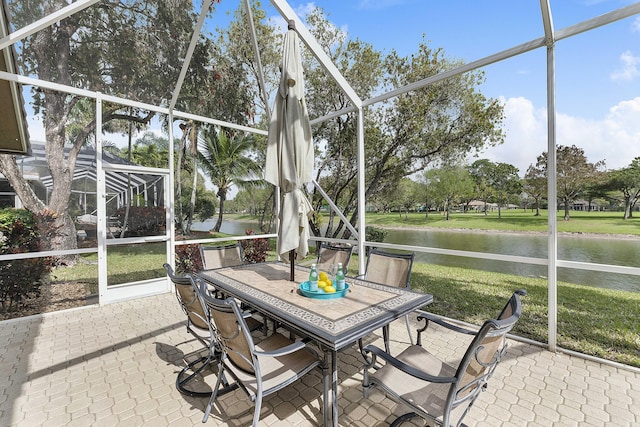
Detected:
left=0, top=292, right=638, bottom=426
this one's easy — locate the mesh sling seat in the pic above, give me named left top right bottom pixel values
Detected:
left=200, top=242, right=244, bottom=270
left=362, top=289, right=526, bottom=427
left=316, top=242, right=354, bottom=273
left=198, top=242, right=265, bottom=333
left=359, top=249, right=416, bottom=351
left=194, top=277, right=328, bottom=426
left=163, top=263, right=217, bottom=397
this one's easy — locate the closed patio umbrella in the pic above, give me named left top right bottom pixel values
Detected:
left=265, top=21, right=314, bottom=280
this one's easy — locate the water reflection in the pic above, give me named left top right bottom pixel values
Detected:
left=385, top=229, right=640, bottom=292
left=192, top=219, right=640, bottom=292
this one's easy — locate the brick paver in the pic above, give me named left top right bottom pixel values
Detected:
left=0, top=292, right=638, bottom=426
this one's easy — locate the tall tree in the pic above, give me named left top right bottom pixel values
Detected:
left=304, top=7, right=384, bottom=239
left=490, top=162, right=522, bottom=219
left=609, top=158, right=640, bottom=220
left=175, top=121, right=200, bottom=235
left=304, top=8, right=505, bottom=238
left=523, top=164, right=546, bottom=216
left=425, top=164, right=474, bottom=220
left=215, top=0, right=280, bottom=230
left=220, top=0, right=280, bottom=120
left=1, top=0, right=214, bottom=252
left=536, top=145, right=605, bottom=221
left=468, top=159, right=496, bottom=215
left=134, top=131, right=170, bottom=151
left=197, top=128, right=263, bottom=232
left=389, top=178, right=422, bottom=220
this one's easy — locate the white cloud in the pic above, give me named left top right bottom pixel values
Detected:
left=633, top=16, right=640, bottom=32
left=268, top=2, right=318, bottom=34
left=479, top=96, right=640, bottom=174
left=294, top=2, right=317, bottom=17
left=477, top=97, right=547, bottom=174
left=268, top=2, right=348, bottom=52
left=610, top=50, right=640, bottom=82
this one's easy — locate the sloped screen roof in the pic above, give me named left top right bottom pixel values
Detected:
left=25, top=143, right=160, bottom=195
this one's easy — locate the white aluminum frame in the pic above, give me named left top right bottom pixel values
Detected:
left=0, top=0, right=638, bottom=359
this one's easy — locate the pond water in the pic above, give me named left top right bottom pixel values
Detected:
left=192, top=219, right=640, bottom=292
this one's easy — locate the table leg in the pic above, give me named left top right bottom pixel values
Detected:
left=383, top=324, right=390, bottom=353
left=322, top=350, right=330, bottom=427
left=331, top=350, right=338, bottom=427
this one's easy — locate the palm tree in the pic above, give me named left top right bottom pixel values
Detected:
left=197, top=127, right=264, bottom=232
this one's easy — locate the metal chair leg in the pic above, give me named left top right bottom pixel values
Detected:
left=176, top=355, right=214, bottom=397
left=390, top=412, right=419, bottom=426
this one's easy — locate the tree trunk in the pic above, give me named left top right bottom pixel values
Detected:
left=175, top=142, right=184, bottom=233
left=213, top=188, right=227, bottom=232
left=564, top=199, right=571, bottom=221
left=0, top=143, right=79, bottom=255
left=185, top=156, right=198, bottom=235
left=623, top=197, right=631, bottom=220
left=0, top=156, right=79, bottom=256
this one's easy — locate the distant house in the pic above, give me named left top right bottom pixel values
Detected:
left=467, top=200, right=497, bottom=212
left=568, top=200, right=604, bottom=212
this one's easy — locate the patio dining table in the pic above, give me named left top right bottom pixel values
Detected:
left=197, top=261, right=433, bottom=426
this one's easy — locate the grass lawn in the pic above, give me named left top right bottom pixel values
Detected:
left=408, top=263, right=640, bottom=368
left=44, top=213, right=640, bottom=368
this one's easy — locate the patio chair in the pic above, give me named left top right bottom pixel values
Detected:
left=200, top=242, right=244, bottom=270
left=163, top=263, right=216, bottom=397
left=359, top=249, right=416, bottom=350
left=194, top=277, right=328, bottom=426
left=199, top=242, right=266, bottom=330
left=362, top=289, right=526, bottom=427
left=164, top=263, right=265, bottom=396
left=316, top=242, right=354, bottom=273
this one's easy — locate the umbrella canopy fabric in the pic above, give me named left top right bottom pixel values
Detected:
left=265, top=28, right=314, bottom=262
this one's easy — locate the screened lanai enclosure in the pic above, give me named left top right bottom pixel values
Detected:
left=1, top=0, right=639, bottom=368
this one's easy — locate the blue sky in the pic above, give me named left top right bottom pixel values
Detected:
left=21, top=0, right=640, bottom=176
left=266, top=1, right=640, bottom=175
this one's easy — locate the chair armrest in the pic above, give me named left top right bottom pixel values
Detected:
left=415, top=310, right=477, bottom=335
left=414, top=310, right=476, bottom=347
left=362, top=344, right=457, bottom=384
left=254, top=340, right=307, bottom=358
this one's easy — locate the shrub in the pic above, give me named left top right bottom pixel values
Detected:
left=365, top=225, right=388, bottom=255
left=365, top=225, right=388, bottom=242
left=241, top=229, right=269, bottom=264
left=175, top=244, right=203, bottom=274
left=0, top=209, right=54, bottom=311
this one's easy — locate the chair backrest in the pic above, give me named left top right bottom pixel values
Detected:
left=200, top=243, right=244, bottom=270
left=163, top=263, right=208, bottom=330
left=195, top=279, right=256, bottom=375
left=364, top=249, right=415, bottom=289
left=447, top=290, right=526, bottom=425
left=316, top=243, right=354, bottom=273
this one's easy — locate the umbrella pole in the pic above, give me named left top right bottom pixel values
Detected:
left=289, top=250, right=295, bottom=281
